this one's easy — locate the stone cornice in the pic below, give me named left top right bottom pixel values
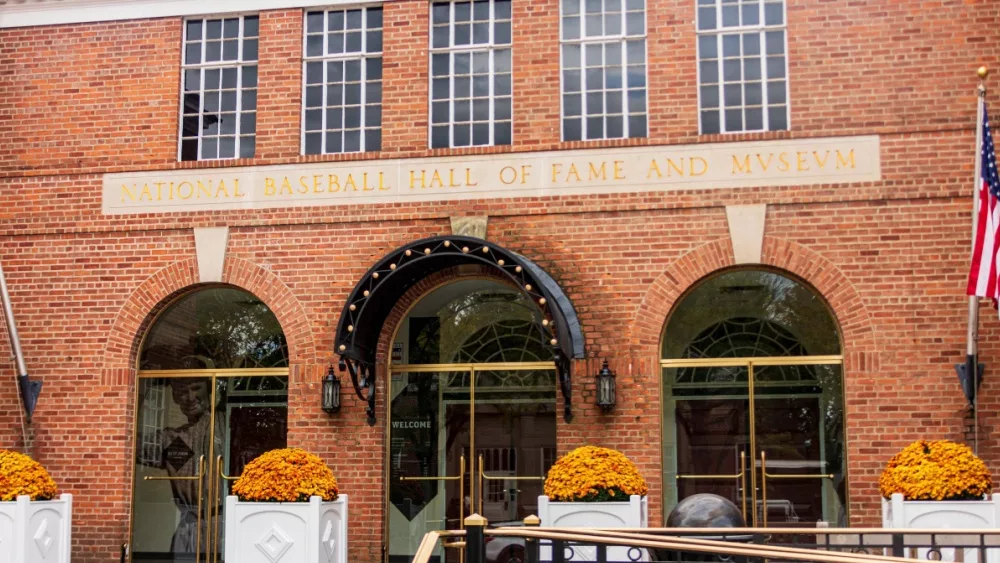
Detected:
left=0, top=0, right=388, bottom=28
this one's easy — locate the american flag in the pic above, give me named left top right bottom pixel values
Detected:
left=968, top=101, right=1000, bottom=302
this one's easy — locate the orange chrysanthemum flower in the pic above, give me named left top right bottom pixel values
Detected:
left=232, top=448, right=338, bottom=502
left=544, top=446, right=647, bottom=502
left=879, top=440, right=992, bottom=501
left=0, top=450, right=58, bottom=502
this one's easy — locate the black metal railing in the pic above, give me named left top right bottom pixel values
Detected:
left=414, top=513, right=1000, bottom=563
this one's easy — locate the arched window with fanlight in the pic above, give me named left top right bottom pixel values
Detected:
left=131, top=287, right=289, bottom=563
left=661, top=269, right=847, bottom=528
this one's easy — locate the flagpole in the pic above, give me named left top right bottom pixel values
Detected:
left=967, top=66, right=988, bottom=454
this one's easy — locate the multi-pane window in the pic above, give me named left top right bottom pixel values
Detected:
left=429, top=0, right=512, bottom=149
left=180, top=15, right=259, bottom=161
left=561, top=0, right=647, bottom=141
left=696, top=0, right=788, bottom=134
left=303, top=7, right=383, bottom=154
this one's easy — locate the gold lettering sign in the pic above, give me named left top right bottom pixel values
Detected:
left=103, top=136, right=880, bottom=215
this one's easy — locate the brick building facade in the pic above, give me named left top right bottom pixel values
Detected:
left=1, top=0, right=999, bottom=562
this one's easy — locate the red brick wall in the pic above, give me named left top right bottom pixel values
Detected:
left=0, top=0, right=999, bottom=561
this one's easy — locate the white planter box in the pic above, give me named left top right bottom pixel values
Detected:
left=882, top=492, right=1000, bottom=562
left=0, top=494, right=73, bottom=563
left=538, top=495, right=647, bottom=562
left=224, top=495, right=347, bottom=563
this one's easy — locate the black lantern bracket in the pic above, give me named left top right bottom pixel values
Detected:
left=341, top=357, right=376, bottom=425
left=333, top=235, right=586, bottom=424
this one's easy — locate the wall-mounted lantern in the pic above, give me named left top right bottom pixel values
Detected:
left=322, top=365, right=341, bottom=414
left=596, top=359, right=616, bottom=413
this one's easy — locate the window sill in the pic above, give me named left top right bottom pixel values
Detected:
left=698, top=129, right=793, bottom=143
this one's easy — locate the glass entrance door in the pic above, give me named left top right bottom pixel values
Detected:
left=474, top=368, right=556, bottom=527
left=388, top=363, right=556, bottom=563
left=131, top=370, right=289, bottom=563
left=664, top=358, right=845, bottom=527
left=667, top=363, right=751, bottom=524
left=752, top=360, right=844, bottom=527
left=389, top=368, right=471, bottom=563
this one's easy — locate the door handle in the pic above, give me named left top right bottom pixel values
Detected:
left=674, top=451, right=747, bottom=523
left=477, top=454, right=545, bottom=515
left=144, top=455, right=206, bottom=563
left=211, top=456, right=241, bottom=563
left=758, top=450, right=833, bottom=527
left=398, top=455, right=466, bottom=529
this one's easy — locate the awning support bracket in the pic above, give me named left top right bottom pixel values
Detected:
left=341, top=357, right=376, bottom=426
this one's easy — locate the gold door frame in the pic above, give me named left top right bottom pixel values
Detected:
left=128, top=367, right=290, bottom=563
left=660, top=355, right=847, bottom=527
left=384, top=362, right=556, bottom=563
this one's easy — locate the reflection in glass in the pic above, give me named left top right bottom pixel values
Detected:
left=475, top=369, right=556, bottom=523
left=132, top=376, right=288, bottom=563
left=754, top=365, right=846, bottom=526
left=387, top=280, right=557, bottom=563
left=667, top=367, right=751, bottom=522
left=662, top=270, right=839, bottom=359
left=405, top=281, right=549, bottom=365
left=133, top=377, right=216, bottom=562
left=140, top=288, right=288, bottom=370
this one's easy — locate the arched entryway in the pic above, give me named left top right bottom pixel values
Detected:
left=130, top=286, right=289, bottom=563
left=387, top=279, right=557, bottom=562
left=661, top=269, right=847, bottom=527
left=333, top=235, right=584, bottom=563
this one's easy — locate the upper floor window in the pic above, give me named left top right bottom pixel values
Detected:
left=303, top=6, right=384, bottom=154
left=429, top=0, right=512, bottom=149
left=561, top=0, right=647, bottom=142
left=696, top=0, right=788, bottom=134
left=180, top=15, right=259, bottom=161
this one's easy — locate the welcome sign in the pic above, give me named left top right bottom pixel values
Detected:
left=102, top=135, right=880, bottom=215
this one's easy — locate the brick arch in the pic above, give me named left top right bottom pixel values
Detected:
left=629, top=236, right=879, bottom=367
left=102, top=255, right=318, bottom=375
left=629, top=235, right=880, bottom=525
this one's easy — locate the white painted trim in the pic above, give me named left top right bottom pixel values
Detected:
left=426, top=0, right=514, bottom=150
left=557, top=0, right=649, bottom=142
left=0, top=0, right=399, bottom=29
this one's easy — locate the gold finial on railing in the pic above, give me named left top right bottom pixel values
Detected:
left=464, top=513, right=488, bottom=527
left=523, top=514, right=541, bottom=527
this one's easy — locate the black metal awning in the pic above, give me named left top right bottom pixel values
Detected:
left=334, top=235, right=584, bottom=424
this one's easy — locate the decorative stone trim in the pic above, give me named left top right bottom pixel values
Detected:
left=194, top=226, right=230, bottom=283
left=0, top=0, right=373, bottom=29
left=725, top=204, right=766, bottom=264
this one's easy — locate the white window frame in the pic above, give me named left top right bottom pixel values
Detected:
left=695, top=0, right=790, bottom=134
left=300, top=4, right=384, bottom=155
left=177, top=13, right=260, bottom=161
left=427, top=0, right=514, bottom=149
left=558, top=0, right=649, bottom=142
left=138, top=385, right=166, bottom=466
